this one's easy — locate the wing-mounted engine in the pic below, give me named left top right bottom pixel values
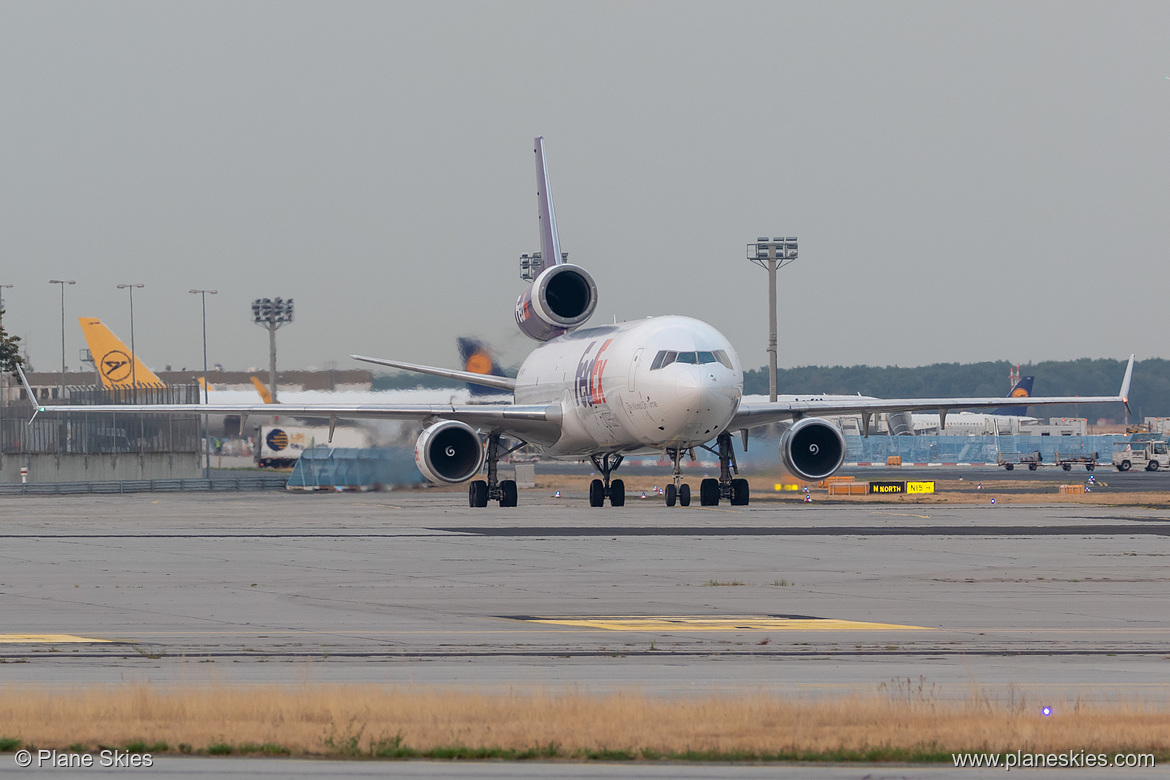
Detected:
left=415, top=420, right=485, bottom=483
left=514, top=261, right=598, bottom=342
left=779, top=417, right=846, bottom=482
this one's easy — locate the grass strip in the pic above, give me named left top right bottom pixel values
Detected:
left=1, top=684, right=1167, bottom=762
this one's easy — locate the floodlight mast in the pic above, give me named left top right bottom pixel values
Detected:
left=251, top=297, right=294, bottom=404
left=746, top=237, right=798, bottom=403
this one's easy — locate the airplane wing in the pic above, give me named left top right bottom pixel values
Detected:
left=351, top=354, right=516, bottom=392
left=729, top=355, right=1134, bottom=432
left=15, top=368, right=559, bottom=442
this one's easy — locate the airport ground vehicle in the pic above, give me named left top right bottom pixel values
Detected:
left=997, top=451, right=1043, bottom=471
left=254, top=425, right=370, bottom=468
left=1055, top=451, right=1097, bottom=471
left=1112, top=439, right=1170, bottom=472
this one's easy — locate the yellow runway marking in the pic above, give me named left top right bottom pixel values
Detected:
left=0, top=634, right=111, bottom=644
left=520, top=616, right=932, bottom=631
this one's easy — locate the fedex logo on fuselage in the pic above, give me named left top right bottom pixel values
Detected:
left=574, top=339, right=613, bottom=408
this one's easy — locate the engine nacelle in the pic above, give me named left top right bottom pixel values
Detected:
left=779, top=417, right=847, bottom=482
left=414, top=420, right=485, bottom=484
left=514, top=263, right=598, bottom=341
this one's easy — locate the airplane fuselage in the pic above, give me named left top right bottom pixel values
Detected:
left=512, top=315, right=743, bottom=456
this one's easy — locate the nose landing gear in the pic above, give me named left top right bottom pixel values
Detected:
left=664, top=448, right=692, bottom=507
left=588, top=453, right=625, bottom=507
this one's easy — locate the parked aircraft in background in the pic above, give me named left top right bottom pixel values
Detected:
left=78, top=318, right=165, bottom=389
left=909, top=375, right=1037, bottom=434
left=29, top=139, right=1134, bottom=509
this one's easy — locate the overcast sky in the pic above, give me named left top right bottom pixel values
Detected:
left=2, top=1, right=1166, bottom=376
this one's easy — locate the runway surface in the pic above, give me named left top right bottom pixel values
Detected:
left=2, top=489, right=1168, bottom=703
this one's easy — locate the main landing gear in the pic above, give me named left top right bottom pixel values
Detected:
left=664, top=432, right=749, bottom=508
left=588, top=453, right=625, bottom=507
left=468, top=434, right=526, bottom=508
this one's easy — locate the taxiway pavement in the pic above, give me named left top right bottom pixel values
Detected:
left=1, top=491, right=1168, bottom=703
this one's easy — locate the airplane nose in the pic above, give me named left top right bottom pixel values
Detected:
left=674, top=369, right=738, bottom=434
left=674, top=369, right=705, bottom=402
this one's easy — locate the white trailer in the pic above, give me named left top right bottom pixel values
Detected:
left=254, top=425, right=372, bottom=468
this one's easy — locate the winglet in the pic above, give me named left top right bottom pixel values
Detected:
left=14, top=365, right=41, bottom=423
left=534, top=137, right=563, bottom=267
left=1120, top=354, right=1135, bottom=413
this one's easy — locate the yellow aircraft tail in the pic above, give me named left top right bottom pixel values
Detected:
left=78, top=317, right=165, bottom=389
left=250, top=376, right=275, bottom=404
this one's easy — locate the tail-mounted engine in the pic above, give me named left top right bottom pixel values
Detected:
left=779, top=417, right=846, bottom=482
left=514, top=263, right=598, bottom=342
left=415, top=420, right=485, bottom=484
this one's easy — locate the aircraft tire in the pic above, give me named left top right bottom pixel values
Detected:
left=730, top=478, right=750, bottom=506
left=589, top=479, right=605, bottom=507
left=700, top=478, right=719, bottom=506
left=610, top=479, right=625, bottom=507
left=1119, top=460, right=1131, bottom=472
left=664, top=483, right=677, bottom=507
left=678, top=483, right=691, bottom=506
left=500, top=480, right=518, bottom=507
left=469, top=480, right=488, bottom=508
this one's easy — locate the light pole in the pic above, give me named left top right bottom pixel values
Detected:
left=189, top=289, right=217, bottom=478
left=49, top=280, right=76, bottom=402
left=746, top=237, right=798, bottom=403
left=0, top=284, right=11, bottom=408
left=251, top=297, right=294, bottom=404
left=116, top=283, right=144, bottom=402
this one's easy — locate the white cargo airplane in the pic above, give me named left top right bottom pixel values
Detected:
left=22, top=138, right=1134, bottom=509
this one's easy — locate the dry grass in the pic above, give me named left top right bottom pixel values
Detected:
left=1, top=684, right=1168, bottom=760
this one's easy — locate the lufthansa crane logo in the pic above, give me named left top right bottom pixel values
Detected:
left=100, top=350, right=132, bottom=382
left=1011, top=387, right=1030, bottom=398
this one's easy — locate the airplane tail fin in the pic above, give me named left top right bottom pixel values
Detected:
left=78, top=317, right=164, bottom=389
left=250, top=376, right=275, bottom=404
left=535, top=136, right=564, bottom=268
left=992, top=375, right=1034, bottom=416
left=457, top=337, right=511, bottom=397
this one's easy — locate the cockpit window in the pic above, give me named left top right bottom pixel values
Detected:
left=649, top=349, right=733, bottom=370
left=650, top=350, right=676, bottom=370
